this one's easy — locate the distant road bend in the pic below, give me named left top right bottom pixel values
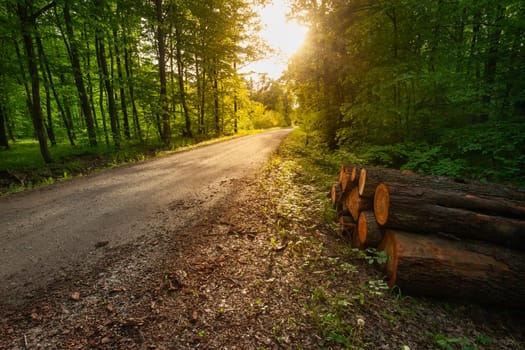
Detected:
left=0, top=129, right=292, bottom=304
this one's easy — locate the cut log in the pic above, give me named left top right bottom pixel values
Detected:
left=374, top=183, right=525, bottom=250
left=358, top=167, right=411, bottom=198
left=378, top=230, right=525, bottom=307
left=359, top=167, right=525, bottom=202
left=374, top=182, right=525, bottom=219
left=346, top=187, right=371, bottom=221
left=330, top=183, right=343, bottom=207
left=340, top=165, right=359, bottom=192
left=339, top=164, right=353, bottom=183
left=353, top=211, right=383, bottom=249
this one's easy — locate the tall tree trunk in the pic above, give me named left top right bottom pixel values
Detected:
left=83, top=25, right=99, bottom=129
left=124, top=46, right=141, bottom=141
left=481, top=5, right=504, bottom=122
left=42, top=71, right=56, bottom=146
left=213, top=63, right=220, bottom=136
left=17, top=2, right=52, bottom=163
left=0, top=103, right=8, bottom=149
left=233, top=62, right=238, bottom=134
left=99, top=79, right=110, bottom=146
left=96, top=35, right=120, bottom=148
left=36, top=35, right=75, bottom=146
left=195, top=54, right=206, bottom=135
left=63, top=0, right=97, bottom=146
left=155, top=0, right=170, bottom=145
left=36, top=33, right=56, bottom=146
left=113, top=28, right=130, bottom=140
left=174, top=19, right=191, bottom=137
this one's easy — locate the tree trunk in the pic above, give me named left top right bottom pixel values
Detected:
left=113, top=28, right=130, bottom=140
left=96, top=35, right=120, bottom=149
left=155, top=0, right=170, bottom=145
left=42, top=72, right=56, bottom=146
left=124, top=46, right=141, bottom=141
left=480, top=5, right=504, bottom=122
left=213, top=67, right=220, bottom=136
left=374, top=183, right=525, bottom=250
left=353, top=210, right=383, bottom=250
left=174, top=19, right=192, bottom=138
left=98, top=80, right=110, bottom=146
left=378, top=230, right=525, bottom=307
left=17, top=3, right=52, bottom=163
left=63, top=0, right=97, bottom=147
left=37, top=36, right=75, bottom=146
left=0, top=104, right=8, bottom=149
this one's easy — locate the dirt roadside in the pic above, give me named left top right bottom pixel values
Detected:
left=1, top=133, right=524, bottom=349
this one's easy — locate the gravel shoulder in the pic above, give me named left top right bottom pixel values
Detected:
left=1, top=130, right=523, bottom=349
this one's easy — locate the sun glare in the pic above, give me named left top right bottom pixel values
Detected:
left=243, top=0, right=308, bottom=80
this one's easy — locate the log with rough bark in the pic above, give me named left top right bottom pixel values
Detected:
left=374, top=183, right=525, bottom=250
left=330, top=183, right=343, bottom=207
left=359, top=167, right=525, bottom=202
left=374, top=182, right=525, bottom=219
left=346, top=187, right=371, bottom=221
left=352, top=211, right=383, bottom=250
left=378, top=230, right=525, bottom=307
left=339, top=165, right=359, bottom=192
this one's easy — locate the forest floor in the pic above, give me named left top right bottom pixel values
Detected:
left=1, top=131, right=524, bottom=349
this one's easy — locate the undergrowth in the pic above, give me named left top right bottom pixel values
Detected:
left=261, top=127, right=515, bottom=349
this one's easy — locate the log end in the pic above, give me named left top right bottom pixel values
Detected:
left=374, top=183, right=390, bottom=226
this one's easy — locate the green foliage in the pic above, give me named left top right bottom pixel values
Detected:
left=287, top=0, right=525, bottom=186
left=433, top=333, right=493, bottom=350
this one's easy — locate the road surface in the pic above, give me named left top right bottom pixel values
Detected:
left=0, top=129, right=291, bottom=304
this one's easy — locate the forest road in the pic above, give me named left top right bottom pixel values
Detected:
left=0, top=129, right=292, bottom=305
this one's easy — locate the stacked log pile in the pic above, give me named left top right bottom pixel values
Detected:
left=330, top=165, right=525, bottom=306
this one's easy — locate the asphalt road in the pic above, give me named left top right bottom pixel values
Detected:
left=0, top=129, right=292, bottom=304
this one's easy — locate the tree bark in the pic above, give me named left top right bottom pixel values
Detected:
left=37, top=35, right=75, bottom=146
left=113, top=28, right=131, bottom=140
left=375, top=182, right=525, bottom=220
left=378, top=230, right=525, bottom=307
left=339, top=165, right=359, bottom=192
left=174, top=16, right=192, bottom=138
left=360, top=167, right=525, bottom=202
left=155, top=0, right=170, bottom=145
left=17, top=2, right=52, bottom=163
left=0, top=103, right=8, bottom=149
left=63, top=0, right=97, bottom=147
left=123, top=45, right=141, bottom=141
left=374, top=183, right=525, bottom=250
left=96, top=35, right=120, bottom=149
